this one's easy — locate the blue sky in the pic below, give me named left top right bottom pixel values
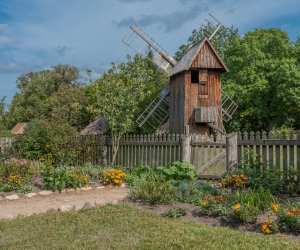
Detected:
left=0, top=0, right=300, bottom=103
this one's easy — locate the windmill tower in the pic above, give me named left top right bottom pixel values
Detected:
left=122, top=14, right=237, bottom=137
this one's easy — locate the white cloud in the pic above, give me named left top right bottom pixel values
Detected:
left=0, top=0, right=300, bottom=101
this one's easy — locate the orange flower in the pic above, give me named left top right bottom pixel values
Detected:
left=286, top=211, right=294, bottom=217
left=219, top=197, right=224, bottom=202
left=271, top=204, right=279, bottom=213
left=234, top=203, right=241, bottom=211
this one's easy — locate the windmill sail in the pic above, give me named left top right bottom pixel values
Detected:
left=122, top=16, right=237, bottom=134
left=122, top=24, right=177, bottom=74
left=136, top=84, right=170, bottom=133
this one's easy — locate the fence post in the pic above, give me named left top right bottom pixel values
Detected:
left=181, top=134, right=192, bottom=163
left=226, top=133, right=238, bottom=171
left=99, top=136, right=108, bottom=166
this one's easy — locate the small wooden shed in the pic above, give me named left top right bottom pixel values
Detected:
left=169, top=38, right=228, bottom=135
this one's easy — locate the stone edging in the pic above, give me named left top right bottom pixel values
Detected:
left=0, top=184, right=126, bottom=202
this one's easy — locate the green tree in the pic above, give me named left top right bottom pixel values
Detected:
left=87, top=55, right=166, bottom=164
left=9, top=64, right=82, bottom=125
left=0, top=97, right=11, bottom=137
left=174, top=24, right=239, bottom=61
left=222, top=28, right=300, bottom=131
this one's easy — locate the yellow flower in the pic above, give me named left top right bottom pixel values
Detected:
left=200, top=201, right=207, bottom=207
left=234, top=203, right=241, bottom=211
left=286, top=211, right=294, bottom=217
left=271, top=204, right=279, bottom=213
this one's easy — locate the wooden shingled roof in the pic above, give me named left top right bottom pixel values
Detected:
left=169, top=38, right=228, bottom=76
left=10, top=123, right=27, bottom=135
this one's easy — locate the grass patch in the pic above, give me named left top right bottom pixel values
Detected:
left=0, top=205, right=299, bottom=249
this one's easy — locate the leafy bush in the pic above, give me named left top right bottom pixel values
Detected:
left=173, top=180, right=218, bottom=203
left=128, top=172, right=177, bottom=204
left=40, top=164, right=88, bottom=191
left=261, top=218, right=279, bottom=234
left=157, top=161, right=197, bottom=181
left=229, top=187, right=276, bottom=212
left=102, top=168, right=127, bottom=186
left=276, top=202, right=300, bottom=233
left=0, top=158, right=33, bottom=191
left=163, top=208, right=187, bottom=218
left=228, top=203, right=259, bottom=223
left=198, top=195, right=228, bottom=216
left=79, top=163, right=101, bottom=181
left=126, top=165, right=155, bottom=185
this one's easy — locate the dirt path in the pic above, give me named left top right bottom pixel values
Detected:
left=0, top=187, right=127, bottom=220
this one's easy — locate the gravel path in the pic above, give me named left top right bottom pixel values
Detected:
left=0, top=187, right=127, bottom=220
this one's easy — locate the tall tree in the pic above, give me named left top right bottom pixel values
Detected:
left=87, top=55, right=166, bottom=164
left=9, top=64, right=82, bottom=125
left=222, top=28, right=300, bottom=131
left=174, top=24, right=239, bottom=61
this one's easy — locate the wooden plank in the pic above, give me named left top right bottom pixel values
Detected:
left=269, top=145, right=274, bottom=170
left=196, top=151, right=226, bottom=174
left=238, top=140, right=300, bottom=146
left=283, top=145, right=288, bottom=181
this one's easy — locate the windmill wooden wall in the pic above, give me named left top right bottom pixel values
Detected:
left=169, top=40, right=225, bottom=135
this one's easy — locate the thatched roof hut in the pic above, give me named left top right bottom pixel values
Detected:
left=80, top=116, right=109, bottom=135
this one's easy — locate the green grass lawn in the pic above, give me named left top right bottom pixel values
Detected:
left=0, top=205, right=299, bottom=250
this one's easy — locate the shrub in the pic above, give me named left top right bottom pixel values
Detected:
left=198, top=195, right=228, bottom=216
left=174, top=180, right=220, bottom=203
left=0, top=158, right=33, bottom=191
left=163, top=208, right=187, bottom=218
left=102, top=168, right=127, bottom=186
left=230, top=187, right=276, bottom=212
left=276, top=202, right=300, bottom=233
left=228, top=203, right=259, bottom=223
left=79, top=163, right=102, bottom=181
left=261, top=218, right=279, bottom=234
left=128, top=172, right=177, bottom=204
left=157, top=161, right=197, bottom=181
left=221, top=173, right=247, bottom=189
left=125, top=165, right=155, bottom=185
left=40, top=164, right=89, bottom=191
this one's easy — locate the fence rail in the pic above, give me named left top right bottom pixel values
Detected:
left=66, top=131, right=300, bottom=182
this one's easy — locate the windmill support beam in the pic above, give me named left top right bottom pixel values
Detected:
left=130, top=25, right=177, bottom=66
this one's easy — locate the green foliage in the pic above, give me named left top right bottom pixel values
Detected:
left=157, top=161, right=197, bottom=181
left=9, top=65, right=88, bottom=125
left=228, top=203, right=259, bottom=224
left=222, top=28, right=300, bottom=131
left=163, top=208, right=187, bottom=218
left=0, top=158, right=32, bottom=191
left=230, top=188, right=276, bottom=212
left=173, top=180, right=218, bottom=203
left=128, top=171, right=177, bottom=204
left=174, top=24, right=239, bottom=61
left=277, top=205, right=300, bottom=233
left=78, top=163, right=101, bottom=181
left=87, top=55, right=167, bottom=164
left=198, top=195, right=228, bottom=217
left=40, top=164, right=88, bottom=191
left=11, top=118, right=78, bottom=161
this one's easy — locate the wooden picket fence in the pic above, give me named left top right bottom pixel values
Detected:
left=66, top=131, right=300, bottom=182
left=0, top=137, right=13, bottom=154
left=238, top=131, right=300, bottom=181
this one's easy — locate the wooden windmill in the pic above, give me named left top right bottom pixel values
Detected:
left=122, top=14, right=237, bottom=137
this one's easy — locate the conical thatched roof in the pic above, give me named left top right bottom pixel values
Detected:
left=80, top=116, right=109, bottom=135
left=155, top=121, right=169, bottom=134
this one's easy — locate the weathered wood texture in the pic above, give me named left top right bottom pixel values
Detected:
left=169, top=40, right=224, bottom=135
left=190, top=41, right=224, bottom=69
left=67, top=131, right=300, bottom=182
left=0, top=137, right=13, bottom=154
